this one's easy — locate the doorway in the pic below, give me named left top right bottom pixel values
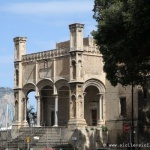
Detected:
left=91, top=109, right=97, bottom=126
left=51, top=110, right=55, bottom=126
left=84, top=85, right=99, bottom=126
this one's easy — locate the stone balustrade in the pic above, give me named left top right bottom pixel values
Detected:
left=83, top=46, right=101, bottom=55
left=22, top=48, right=69, bottom=62
left=21, top=46, right=101, bottom=63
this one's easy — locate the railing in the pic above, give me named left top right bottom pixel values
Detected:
left=83, top=46, right=101, bottom=55
left=22, top=48, right=69, bottom=62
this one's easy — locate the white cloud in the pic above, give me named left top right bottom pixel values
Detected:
left=0, top=1, right=93, bottom=15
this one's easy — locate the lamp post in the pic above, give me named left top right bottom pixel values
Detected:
left=131, top=83, right=134, bottom=150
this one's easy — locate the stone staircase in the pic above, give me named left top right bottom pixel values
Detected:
left=33, top=127, right=67, bottom=149
left=5, top=127, right=74, bottom=150
left=7, top=127, right=46, bottom=149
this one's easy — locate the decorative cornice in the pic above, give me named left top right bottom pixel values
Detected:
left=13, top=37, right=27, bottom=43
left=14, top=60, right=21, bottom=64
left=69, top=23, right=84, bottom=30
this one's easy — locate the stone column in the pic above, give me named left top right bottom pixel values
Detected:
left=53, top=95, right=58, bottom=127
left=82, top=92, right=86, bottom=119
left=98, top=94, right=104, bottom=125
left=100, top=95, right=103, bottom=120
left=22, top=97, right=28, bottom=126
left=35, top=96, right=41, bottom=127
left=24, top=97, right=28, bottom=121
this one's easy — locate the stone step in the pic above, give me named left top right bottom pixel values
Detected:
left=5, top=127, right=72, bottom=150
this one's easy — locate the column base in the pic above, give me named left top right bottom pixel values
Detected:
left=68, top=118, right=87, bottom=129
left=22, top=120, right=29, bottom=127
left=53, top=124, right=58, bottom=127
left=12, top=120, right=29, bottom=129
left=97, top=120, right=105, bottom=126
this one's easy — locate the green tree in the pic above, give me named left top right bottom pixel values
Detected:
left=92, top=0, right=150, bottom=148
left=92, top=0, right=150, bottom=87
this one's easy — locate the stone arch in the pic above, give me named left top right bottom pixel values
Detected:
left=41, top=85, right=54, bottom=126
left=55, top=78, right=69, bottom=90
left=83, top=79, right=105, bottom=126
left=83, top=78, right=105, bottom=94
left=22, top=83, right=36, bottom=126
left=37, top=79, right=54, bottom=91
left=22, top=83, right=36, bottom=96
left=38, top=80, right=54, bottom=126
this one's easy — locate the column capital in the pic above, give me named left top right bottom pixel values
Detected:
left=97, top=93, right=104, bottom=98
left=35, top=96, right=40, bottom=100
left=83, top=92, right=87, bottom=96
left=22, top=96, right=28, bottom=101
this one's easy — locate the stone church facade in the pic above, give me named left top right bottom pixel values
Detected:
left=13, top=23, right=139, bottom=148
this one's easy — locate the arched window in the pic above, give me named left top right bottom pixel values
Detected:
left=71, top=95, right=76, bottom=118
left=72, top=61, right=76, bottom=80
left=16, top=69, right=19, bottom=86
left=15, top=101, right=18, bottom=121
left=78, top=95, right=82, bottom=118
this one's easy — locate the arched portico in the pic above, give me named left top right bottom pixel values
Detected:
left=55, top=79, right=69, bottom=126
left=36, top=79, right=70, bottom=127
left=83, top=79, right=105, bottom=126
left=22, top=83, right=36, bottom=126
left=40, top=85, right=54, bottom=126
left=37, top=79, right=54, bottom=126
left=57, top=86, right=69, bottom=126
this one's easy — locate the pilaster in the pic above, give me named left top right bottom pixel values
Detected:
left=68, top=83, right=87, bottom=128
left=68, top=23, right=86, bottom=128
left=22, top=97, right=28, bottom=127
left=13, top=37, right=27, bottom=128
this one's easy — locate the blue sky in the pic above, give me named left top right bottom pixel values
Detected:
left=0, top=0, right=96, bottom=88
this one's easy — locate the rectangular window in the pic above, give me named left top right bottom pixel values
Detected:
left=120, top=97, right=126, bottom=117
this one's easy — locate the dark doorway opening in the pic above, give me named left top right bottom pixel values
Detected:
left=91, top=109, right=97, bottom=126
left=51, top=111, right=55, bottom=126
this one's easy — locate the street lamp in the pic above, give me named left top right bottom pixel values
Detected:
left=131, top=83, right=134, bottom=150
